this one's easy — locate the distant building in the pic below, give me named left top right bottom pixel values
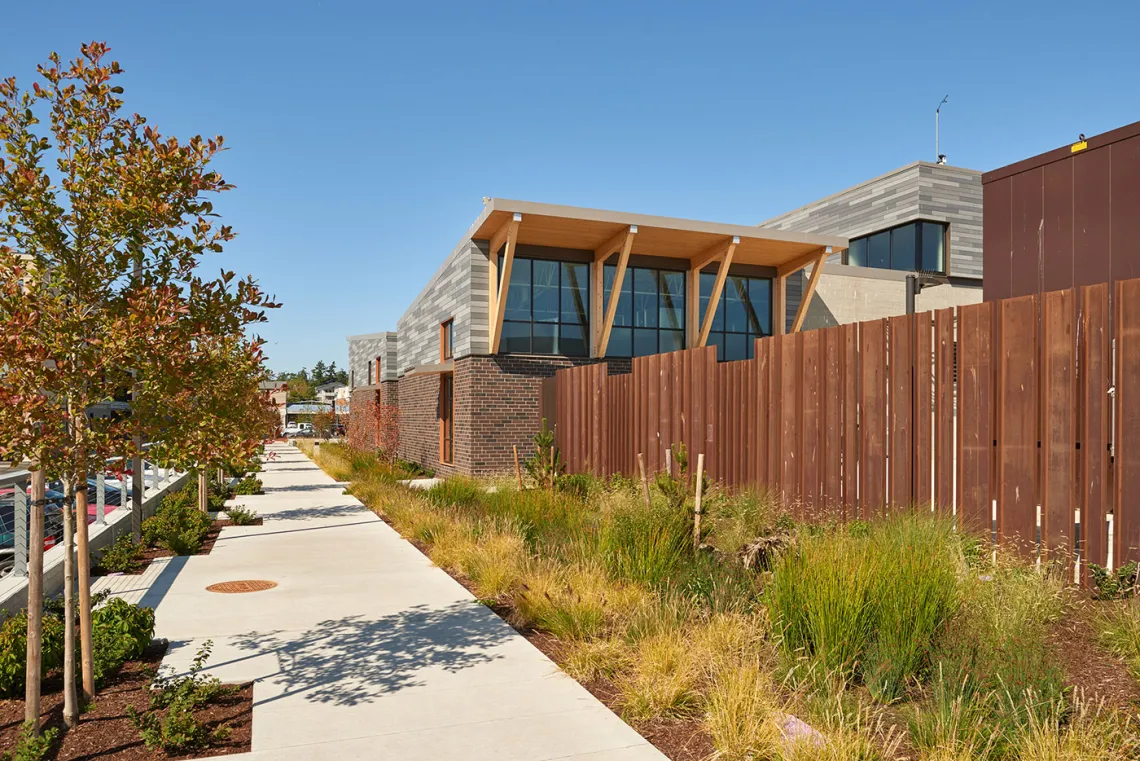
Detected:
left=761, top=161, right=984, bottom=329
left=314, top=381, right=346, bottom=404
left=259, top=380, right=288, bottom=432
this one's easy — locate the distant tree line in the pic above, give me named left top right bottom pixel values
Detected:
left=273, top=361, right=347, bottom=401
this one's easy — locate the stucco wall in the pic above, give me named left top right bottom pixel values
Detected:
left=795, top=264, right=983, bottom=332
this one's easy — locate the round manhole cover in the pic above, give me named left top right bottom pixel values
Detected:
left=206, top=580, right=278, bottom=594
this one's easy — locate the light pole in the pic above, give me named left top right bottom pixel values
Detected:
left=936, top=95, right=949, bottom=163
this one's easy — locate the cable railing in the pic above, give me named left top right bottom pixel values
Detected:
left=0, top=445, right=184, bottom=579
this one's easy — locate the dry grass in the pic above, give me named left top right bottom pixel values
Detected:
left=511, top=562, right=648, bottom=641
left=1096, top=598, right=1140, bottom=682
left=703, top=662, right=782, bottom=760
left=1013, top=695, right=1138, bottom=761
left=618, top=628, right=702, bottom=720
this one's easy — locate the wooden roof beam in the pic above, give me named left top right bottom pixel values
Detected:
left=697, top=237, right=738, bottom=347
left=595, top=226, right=638, bottom=357
left=690, top=235, right=739, bottom=271
left=593, top=225, right=638, bottom=263
left=489, top=213, right=522, bottom=354
left=790, top=249, right=829, bottom=333
left=777, top=245, right=833, bottom=278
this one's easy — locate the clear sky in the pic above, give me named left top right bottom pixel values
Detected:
left=3, top=1, right=1137, bottom=373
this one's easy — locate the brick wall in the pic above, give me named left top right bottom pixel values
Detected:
left=397, top=372, right=452, bottom=476
left=347, top=386, right=381, bottom=451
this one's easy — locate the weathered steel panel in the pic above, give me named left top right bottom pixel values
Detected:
left=860, top=320, right=887, bottom=517
left=957, top=302, right=994, bottom=534
left=779, top=333, right=800, bottom=509
left=1116, top=280, right=1140, bottom=564
left=1081, top=284, right=1110, bottom=578
left=823, top=326, right=843, bottom=516
left=888, top=314, right=913, bottom=508
left=1010, top=168, right=1044, bottom=299
left=1041, top=289, right=1076, bottom=557
left=1110, top=137, right=1140, bottom=284
left=1073, top=149, right=1112, bottom=289
left=998, top=294, right=1039, bottom=553
left=1042, top=160, right=1075, bottom=294
left=983, top=177, right=1014, bottom=303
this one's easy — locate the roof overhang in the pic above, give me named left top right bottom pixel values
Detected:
left=469, top=198, right=847, bottom=268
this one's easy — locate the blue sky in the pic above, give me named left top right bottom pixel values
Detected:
left=3, top=1, right=1137, bottom=373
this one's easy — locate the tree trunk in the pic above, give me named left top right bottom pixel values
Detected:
left=25, top=468, right=45, bottom=731
left=61, top=477, right=78, bottom=728
left=198, top=470, right=208, bottom=512
left=76, top=449, right=95, bottom=703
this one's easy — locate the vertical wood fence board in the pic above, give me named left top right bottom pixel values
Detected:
left=914, top=312, right=934, bottom=508
left=779, top=334, right=800, bottom=509
left=888, top=314, right=914, bottom=508
left=1042, top=290, right=1077, bottom=557
left=755, top=340, right=769, bottom=486
left=1081, top=284, right=1110, bottom=578
left=934, top=308, right=955, bottom=512
left=801, top=330, right=822, bottom=516
left=958, top=302, right=994, bottom=534
left=860, top=320, right=887, bottom=517
left=998, top=295, right=1039, bottom=553
left=842, top=323, right=859, bottom=519
left=823, top=327, right=843, bottom=516
left=1116, top=280, right=1140, bottom=564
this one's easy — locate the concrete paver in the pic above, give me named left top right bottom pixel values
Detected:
left=119, top=443, right=665, bottom=760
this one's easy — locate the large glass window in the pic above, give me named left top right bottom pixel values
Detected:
left=700, top=274, right=772, bottom=361
left=498, top=257, right=589, bottom=356
left=604, top=265, right=686, bottom=357
left=846, top=221, right=948, bottom=273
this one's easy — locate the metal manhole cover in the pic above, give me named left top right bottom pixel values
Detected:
left=206, top=580, right=278, bottom=594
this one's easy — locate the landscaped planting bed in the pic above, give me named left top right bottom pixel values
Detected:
left=308, top=442, right=1140, bottom=761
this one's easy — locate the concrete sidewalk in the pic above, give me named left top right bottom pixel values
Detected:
left=140, top=442, right=665, bottom=760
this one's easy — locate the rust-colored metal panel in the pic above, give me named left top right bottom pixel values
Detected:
left=1010, top=168, right=1044, bottom=299
left=1110, top=137, right=1140, bottom=285
left=888, top=315, right=913, bottom=508
left=983, top=177, right=1014, bottom=303
left=997, top=294, right=1039, bottom=553
left=860, top=319, right=887, bottom=517
left=933, top=309, right=955, bottom=513
left=779, top=333, right=800, bottom=510
left=801, top=330, right=822, bottom=516
left=1073, top=149, right=1112, bottom=289
left=842, top=323, right=859, bottom=520
left=755, top=339, right=770, bottom=487
left=1042, top=159, right=1074, bottom=294
left=765, top=336, right=781, bottom=493
left=822, top=327, right=843, bottom=516
left=957, top=302, right=994, bottom=534
left=1041, top=289, right=1077, bottom=558
left=646, top=353, right=660, bottom=473
left=913, top=312, right=933, bottom=508
left=1081, top=284, right=1110, bottom=578
left=1116, top=279, right=1140, bottom=564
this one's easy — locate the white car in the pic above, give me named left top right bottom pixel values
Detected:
left=284, top=423, right=313, bottom=437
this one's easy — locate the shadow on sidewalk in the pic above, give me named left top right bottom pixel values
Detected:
left=227, top=602, right=512, bottom=707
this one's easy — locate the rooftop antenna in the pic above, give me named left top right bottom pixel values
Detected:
left=935, top=95, right=949, bottom=164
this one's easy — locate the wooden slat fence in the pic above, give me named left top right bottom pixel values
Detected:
left=551, top=279, right=1140, bottom=575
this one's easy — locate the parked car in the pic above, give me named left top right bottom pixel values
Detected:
left=284, top=422, right=314, bottom=437
left=0, top=484, right=66, bottom=577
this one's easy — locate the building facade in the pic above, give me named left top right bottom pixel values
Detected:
left=347, top=199, right=846, bottom=476
left=762, top=161, right=985, bottom=330
left=982, top=119, right=1140, bottom=302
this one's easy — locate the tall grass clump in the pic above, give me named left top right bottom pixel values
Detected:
left=769, top=513, right=961, bottom=697
left=703, top=662, right=782, bottom=759
left=1096, top=598, right=1140, bottom=681
left=425, top=477, right=482, bottom=508
left=597, top=496, right=691, bottom=588
left=1013, top=694, right=1138, bottom=761
left=512, top=563, right=646, bottom=640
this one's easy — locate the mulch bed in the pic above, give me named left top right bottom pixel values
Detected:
left=1050, top=597, right=1140, bottom=710
left=0, top=642, right=252, bottom=760
left=94, top=519, right=264, bottom=578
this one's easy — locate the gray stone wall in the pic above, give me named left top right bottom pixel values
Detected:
left=396, top=239, right=490, bottom=373
left=347, top=332, right=397, bottom=387
left=760, top=161, right=983, bottom=328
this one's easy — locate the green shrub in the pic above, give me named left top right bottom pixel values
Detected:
left=523, top=418, right=561, bottom=489
left=2, top=722, right=57, bottom=761
left=1090, top=561, right=1138, bottom=600
left=0, top=609, right=65, bottom=698
left=233, top=476, right=263, bottom=495
left=226, top=504, right=259, bottom=526
left=425, top=478, right=482, bottom=508
left=92, top=597, right=155, bottom=687
left=128, top=640, right=234, bottom=753
left=556, top=473, right=598, bottom=500
left=143, top=491, right=213, bottom=555
left=98, top=533, right=146, bottom=574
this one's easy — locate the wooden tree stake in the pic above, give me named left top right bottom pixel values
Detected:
left=61, top=477, right=77, bottom=727
left=638, top=453, right=651, bottom=508
left=513, top=445, right=523, bottom=491
left=549, top=446, right=556, bottom=498
left=664, top=447, right=673, bottom=478
left=198, top=470, right=209, bottom=513
left=25, top=469, right=45, bottom=730
left=76, top=450, right=95, bottom=703
left=693, top=453, right=706, bottom=550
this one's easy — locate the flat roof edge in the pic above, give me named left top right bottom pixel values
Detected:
left=983, top=119, right=1140, bottom=184
left=346, top=331, right=397, bottom=341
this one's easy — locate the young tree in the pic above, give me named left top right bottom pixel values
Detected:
left=0, top=42, right=273, bottom=730
left=312, top=360, right=328, bottom=385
